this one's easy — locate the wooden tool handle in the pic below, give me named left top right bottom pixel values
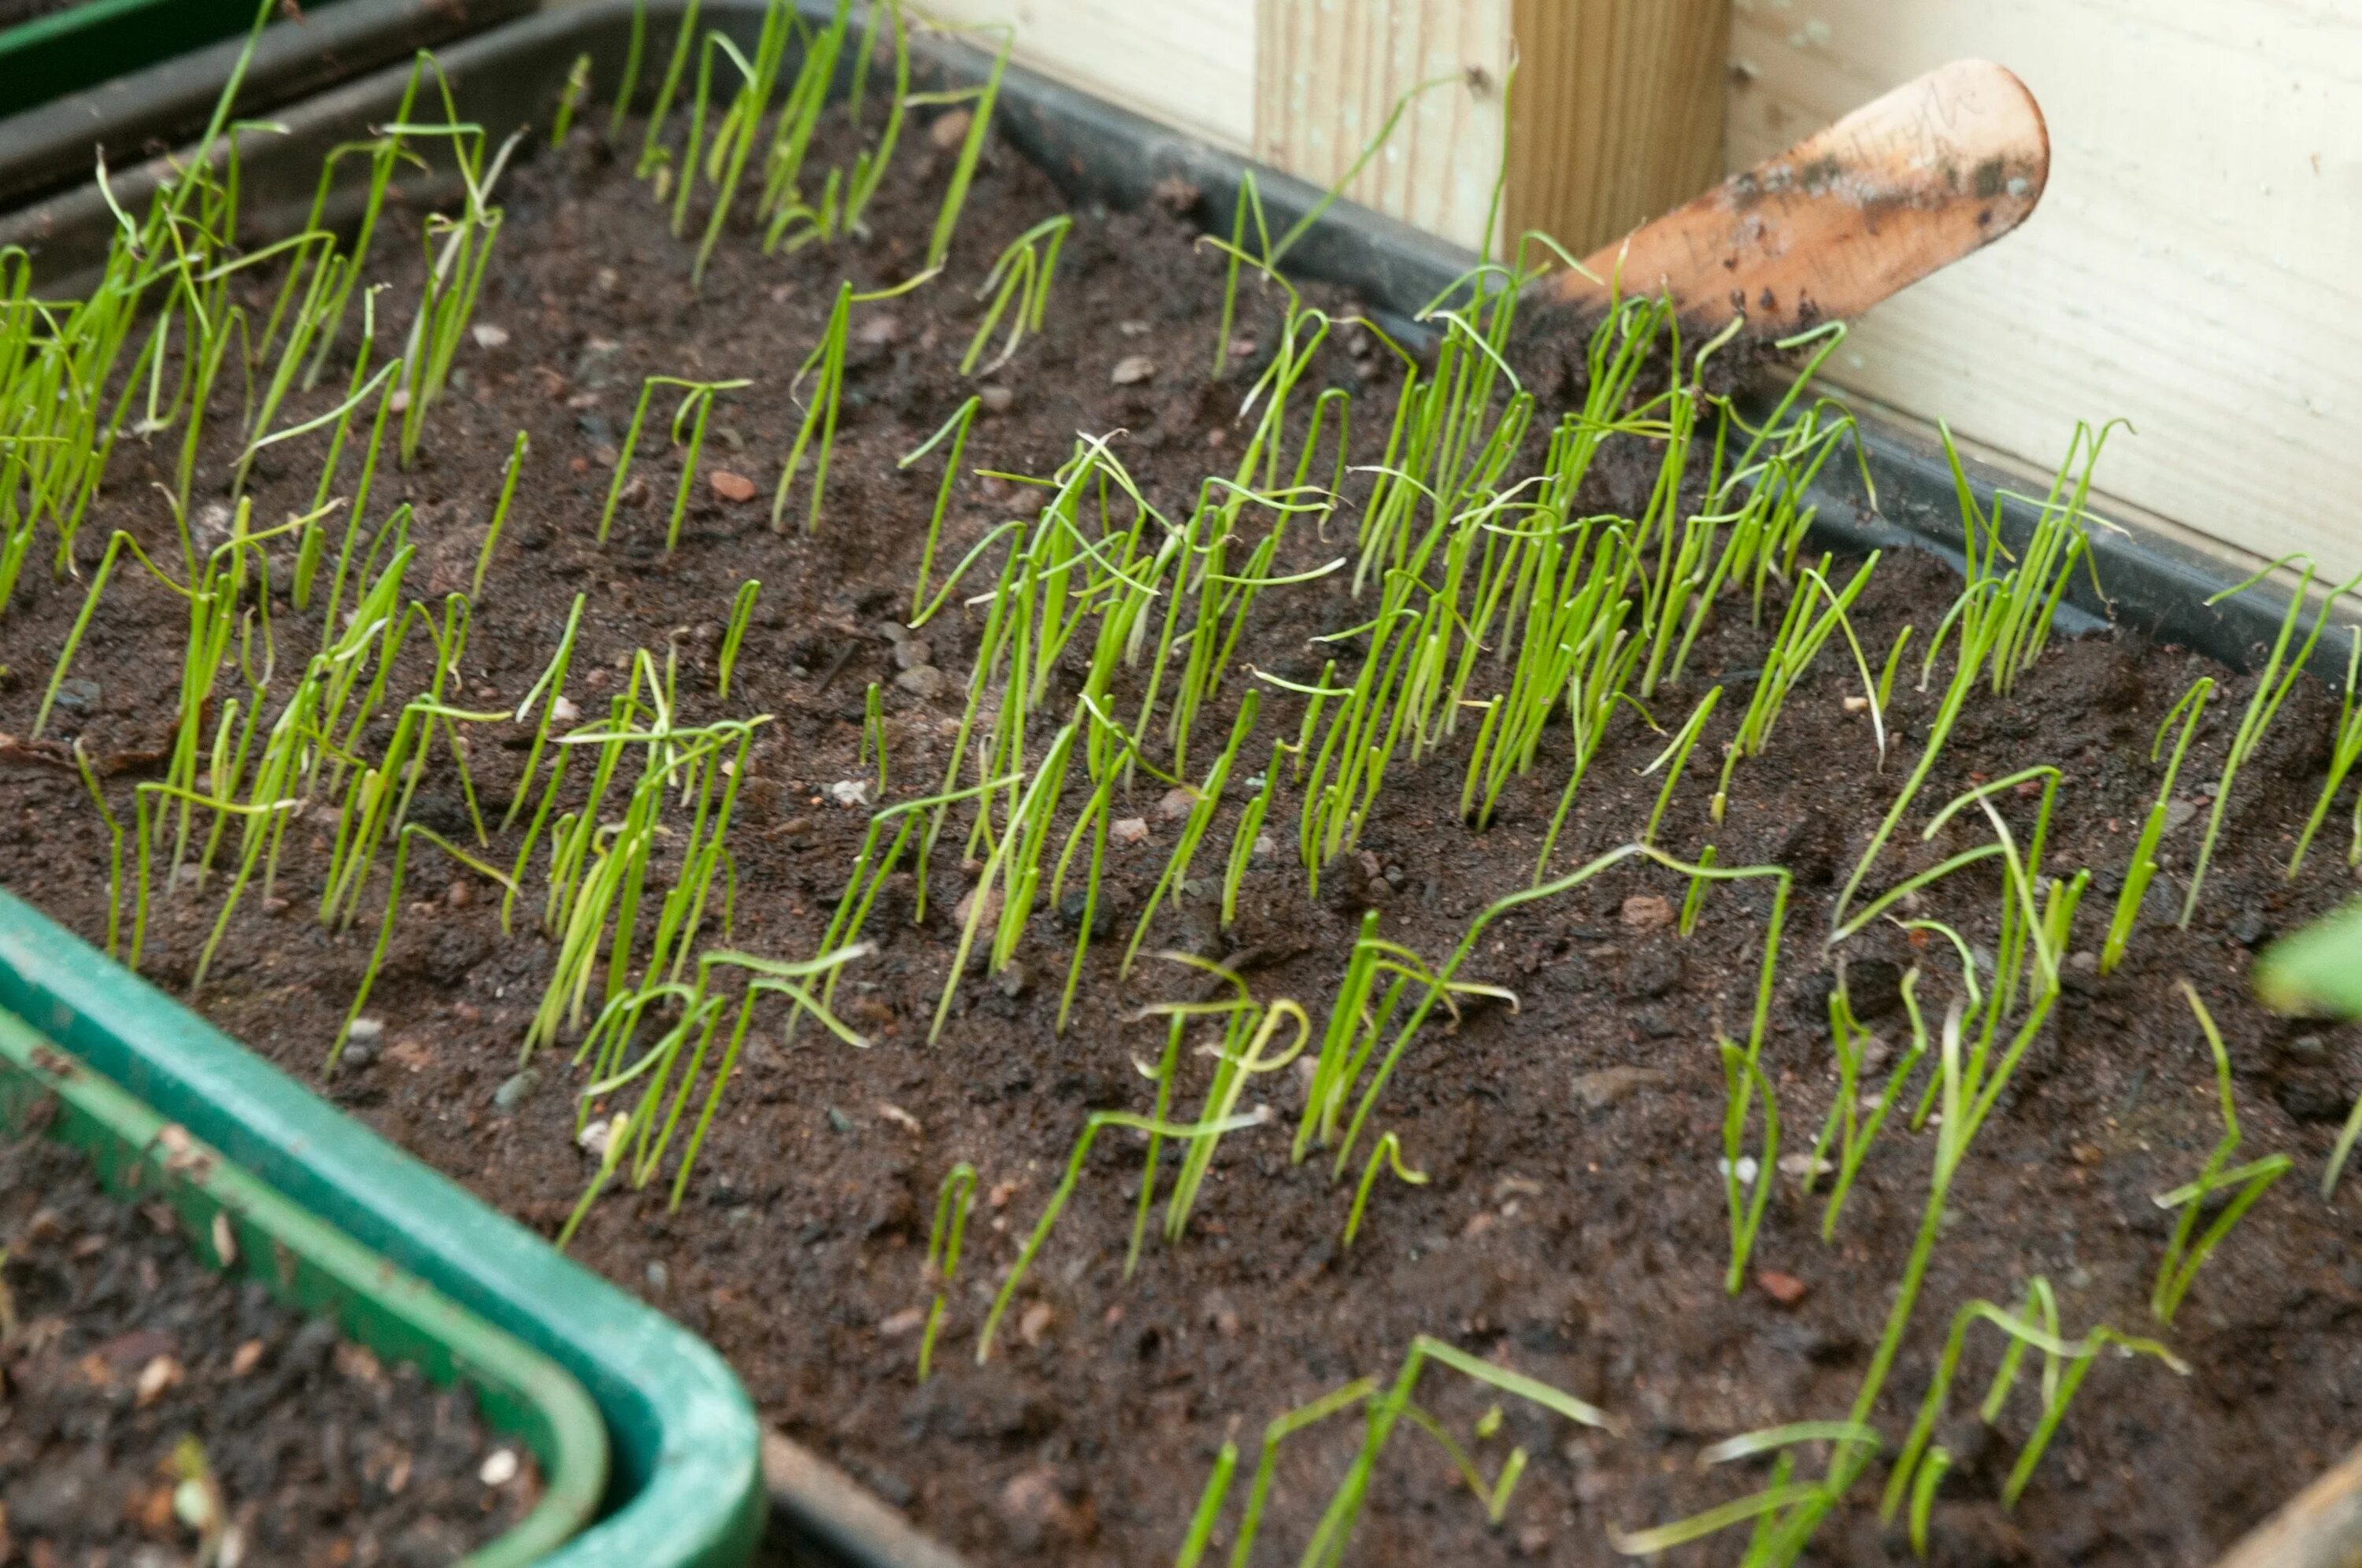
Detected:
left=1546, top=58, right=2048, bottom=335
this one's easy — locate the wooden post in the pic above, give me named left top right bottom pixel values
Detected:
left=1504, top=0, right=1729, bottom=256
left=1253, top=0, right=1731, bottom=257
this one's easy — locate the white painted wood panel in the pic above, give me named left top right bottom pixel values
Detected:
left=916, top=0, right=1257, bottom=153
left=1729, top=0, right=2362, bottom=576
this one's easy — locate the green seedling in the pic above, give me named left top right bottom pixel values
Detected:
left=861, top=680, right=887, bottom=793
left=2293, top=629, right=2362, bottom=875
left=772, top=272, right=935, bottom=532
left=1298, top=1335, right=1618, bottom=1566
left=550, top=53, right=594, bottom=146
left=598, top=375, right=751, bottom=546
left=961, top=216, right=1070, bottom=374
left=718, top=579, right=760, bottom=699
left=898, top=396, right=979, bottom=619
left=2100, top=677, right=2210, bottom=974
left=2152, top=982, right=2290, bottom=1322
left=917, top=1162, right=975, bottom=1381
left=977, top=1106, right=1268, bottom=1365
left=2182, top=557, right=2359, bottom=924
left=472, top=429, right=528, bottom=595
left=1341, top=1130, right=1427, bottom=1246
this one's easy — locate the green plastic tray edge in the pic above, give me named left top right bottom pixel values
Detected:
left=0, top=891, right=765, bottom=1566
left=0, top=0, right=352, bottom=116
left=0, top=1008, right=609, bottom=1566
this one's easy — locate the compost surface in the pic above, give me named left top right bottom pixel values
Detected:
left=3, top=109, right=2361, bottom=1568
left=0, top=1130, right=535, bottom=1566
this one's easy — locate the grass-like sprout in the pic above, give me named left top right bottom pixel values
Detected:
left=1638, top=684, right=1720, bottom=845
left=2182, top=557, right=2359, bottom=923
left=471, top=428, right=528, bottom=595
left=2151, top=982, right=2290, bottom=1322
left=1220, top=742, right=1284, bottom=927
left=916, top=1162, right=975, bottom=1381
left=1119, top=693, right=1257, bottom=978
left=1812, top=967, right=1928, bottom=1239
left=961, top=216, right=1070, bottom=375
left=976, top=1106, right=1268, bottom=1365
left=1718, top=1036, right=1780, bottom=1294
left=329, top=823, right=518, bottom=1073
left=772, top=272, right=935, bottom=532
left=1175, top=1443, right=1238, bottom=1568
left=392, top=120, right=520, bottom=465
left=1879, top=1289, right=2184, bottom=1525
left=1341, top=1130, right=1427, bottom=1246
left=550, top=52, right=593, bottom=147
left=1708, top=552, right=1879, bottom=823
left=717, top=579, right=759, bottom=699
left=897, top=395, right=979, bottom=618
left=1834, top=424, right=2116, bottom=928
left=635, top=0, right=703, bottom=177
left=2099, top=677, right=2211, bottom=974
left=598, top=375, right=751, bottom=547
left=1298, top=1336, right=1618, bottom=1565
left=861, top=680, right=887, bottom=792
left=923, top=25, right=1011, bottom=269
left=2292, top=629, right=2362, bottom=875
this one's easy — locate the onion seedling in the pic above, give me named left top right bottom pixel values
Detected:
left=961, top=216, right=1070, bottom=375
left=2150, top=982, right=2290, bottom=1323
left=1879, top=1291, right=2182, bottom=1526
left=922, top=24, right=1011, bottom=268
left=898, top=396, right=979, bottom=619
left=976, top=1106, right=1268, bottom=1364
left=772, top=272, right=935, bottom=532
left=2293, top=629, right=2362, bottom=875
left=472, top=429, right=528, bottom=595
left=1298, top=1335, right=1618, bottom=1566
left=717, top=579, right=759, bottom=699
left=916, top=1162, right=975, bottom=1381
left=598, top=375, right=751, bottom=546
left=2099, top=676, right=2210, bottom=973
left=1341, top=1130, right=1427, bottom=1246
left=550, top=53, right=594, bottom=146
left=2182, top=557, right=2359, bottom=924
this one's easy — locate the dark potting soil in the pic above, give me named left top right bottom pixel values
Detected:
left=0, top=1130, right=536, bottom=1566
left=3, top=105, right=2362, bottom=1568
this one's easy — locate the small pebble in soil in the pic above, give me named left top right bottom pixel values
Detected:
left=1571, top=1067, right=1667, bottom=1109
left=894, top=665, right=948, bottom=700
left=1720, top=1156, right=1760, bottom=1185
left=1757, top=1270, right=1810, bottom=1307
left=1110, top=816, right=1150, bottom=845
left=892, top=638, right=933, bottom=670
left=493, top=1068, right=541, bottom=1112
left=708, top=469, right=758, bottom=503
left=2282, top=1034, right=2328, bottom=1063
left=1156, top=786, right=1196, bottom=820
left=54, top=676, right=100, bottom=714
left=479, top=1448, right=520, bottom=1487
left=827, top=1107, right=853, bottom=1133
left=828, top=779, right=872, bottom=808
left=1620, top=893, right=1673, bottom=930
left=978, top=383, right=1014, bottom=414
left=927, top=107, right=973, bottom=149
left=1110, top=353, right=1157, bottom=386
left=342, top=1015, right=386, bottom=1067
left=994, top=963, right=1029, bottom=1000
left=470, top=322, right=510, bottom=349
left=879, top=1306, right=926, bottom=1337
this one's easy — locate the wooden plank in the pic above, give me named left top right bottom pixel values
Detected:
left=1728, top=0, right=2362, bottom=576
left=917, top=0, right=1256, bottom=154
left=1253, top=0, right=1512, bottom=253
left=1505, top=0, right=1728, bottom=257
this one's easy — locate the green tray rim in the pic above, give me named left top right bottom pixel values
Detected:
left=0, top=891, right=766, bottom=1566
left=0, top=1006, right=610, bottom=1566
